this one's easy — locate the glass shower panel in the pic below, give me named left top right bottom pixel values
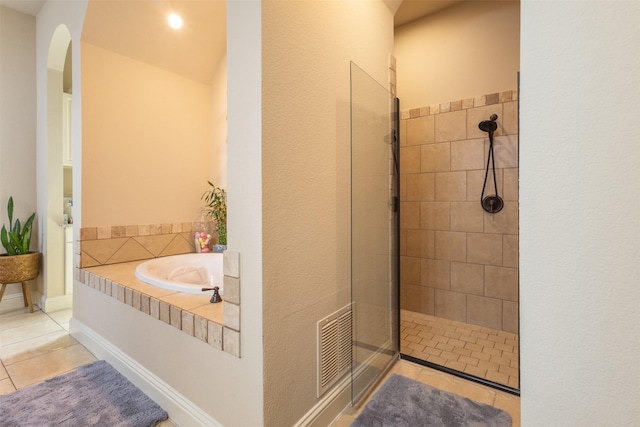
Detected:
left=350, top=62, right=399, bottom=405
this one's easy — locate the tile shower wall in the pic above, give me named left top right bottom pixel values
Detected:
left=399, top=91, right=519, bottom=334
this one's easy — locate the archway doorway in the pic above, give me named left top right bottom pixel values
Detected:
left=41, top=24, right=73, bottom=312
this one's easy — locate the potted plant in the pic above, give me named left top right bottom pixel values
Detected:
left=202, top=181, right=227, bottom=252
left=0, top=197, right=40, bottom=312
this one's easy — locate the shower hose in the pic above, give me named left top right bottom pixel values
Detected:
left=480, top=130, right=504, bottom=213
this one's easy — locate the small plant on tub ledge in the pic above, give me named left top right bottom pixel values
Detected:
left=202, top=181, right=227, bottom=253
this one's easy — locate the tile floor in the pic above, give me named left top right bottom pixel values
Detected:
left=0, top=306, right=174, bottom=426
left=0, top=307, right=94, bottom=393
left=330, top=359, right=520, bottom=426
left=401, top=310, right=519, bottom=389
left=1, top=306, right=519, bottom=426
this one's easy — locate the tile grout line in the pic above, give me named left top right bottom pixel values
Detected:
left=401, top=310, right=518, bottom=388
left=0, top=359, right=18, bottom=392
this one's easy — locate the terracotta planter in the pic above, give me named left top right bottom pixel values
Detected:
left=0, top=252, right=40, bottom=312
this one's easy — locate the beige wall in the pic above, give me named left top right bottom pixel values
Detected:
left=394, top=1, right=520, bottom=110
left=81, top=42, right=216, bottom=226
left=0, top=6, right=37, bottom=217
left=400, top=91, right=519, bottom=334
left=261, top=1, right=397, bottom=425
left=63, top=167, right=72, bottom=197
left=0, top=5, right=38, bottom=306
left=45, top=63, right=66, bottom=301
left=520, top=1, right=640, bottom=425
left=210, top=53, right=228, bottom=189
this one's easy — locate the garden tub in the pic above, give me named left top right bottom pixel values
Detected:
left=135, top=253, right=223, bottom=295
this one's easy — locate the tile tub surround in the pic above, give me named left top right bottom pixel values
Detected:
left=78, top=250, right=241, bottom=358
left=79, top=222, right=205, bottom=268
left=400, top=90, right=519, bottom=334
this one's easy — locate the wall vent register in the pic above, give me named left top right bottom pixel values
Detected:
left=317, top=303, right=352, bottom=397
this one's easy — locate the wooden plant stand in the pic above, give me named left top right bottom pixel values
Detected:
left=0, top=252, right=40, bottom=313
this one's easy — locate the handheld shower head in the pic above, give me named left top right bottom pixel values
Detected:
left=478, top=114, right=502, bottom=214
left=478, top=114, right=498, bottom=133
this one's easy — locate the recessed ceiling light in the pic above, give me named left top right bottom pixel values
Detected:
left=168, top=13, right=183, bottom=29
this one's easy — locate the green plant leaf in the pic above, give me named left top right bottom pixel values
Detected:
left=23, top=212, right=35, bottom=231
left=20, top=234, right=31, bottom=254
left=9, top=232, right=22, bottom=253
left=202, top=182, right=227, bottom=245
left=7, top=197, right=13, bottom=229
left=2, top=198, right=35, bottom=255
left=6, top=233, right=18, bottom=255
left=1, top=225, right=11, bottom=255
left=23, top=213, right=35, bottom=253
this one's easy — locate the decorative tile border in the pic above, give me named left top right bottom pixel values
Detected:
left=401, top=90, right=518, bottom=120
left=79, top=222, right=204, bottom=268
left=79, top=250, right=242, bottom=358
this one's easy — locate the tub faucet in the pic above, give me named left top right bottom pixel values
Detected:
left=202, top=286, right=223, bottom=303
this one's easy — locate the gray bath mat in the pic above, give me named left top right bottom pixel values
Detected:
left=351, top=374, right=512, bottom=427
left=0, top=360, right=168, bottom=426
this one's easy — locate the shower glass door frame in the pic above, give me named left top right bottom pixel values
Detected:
left=350, top=61, right=400, bottom=406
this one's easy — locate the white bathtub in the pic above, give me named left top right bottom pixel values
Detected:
left=135, top=253, right=223, bottom=295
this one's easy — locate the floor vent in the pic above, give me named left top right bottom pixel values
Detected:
left=317, top=303, right=352, bottom=397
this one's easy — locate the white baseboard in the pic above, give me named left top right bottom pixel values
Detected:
left=0, top=290, right=72, bottom=314
left=70, top=318, right=223, bottom=427
left=39, top=293, right=72, bottom=313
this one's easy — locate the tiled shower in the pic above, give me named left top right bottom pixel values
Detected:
left=399, top=90, right=519, bottom=389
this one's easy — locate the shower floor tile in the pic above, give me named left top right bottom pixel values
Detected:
left=400, top=310, right=519, bottom=389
